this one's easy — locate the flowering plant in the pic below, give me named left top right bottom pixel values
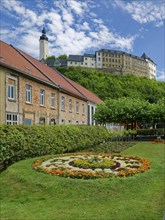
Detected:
left=32, top=152, right=150, bottom=179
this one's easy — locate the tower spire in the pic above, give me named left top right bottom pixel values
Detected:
left=39, top=27, right=48, bottom=60
left=40, top=27, right=48, bottom=41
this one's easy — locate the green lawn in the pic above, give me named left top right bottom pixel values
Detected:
left=0, top=142, right=165, bottom=220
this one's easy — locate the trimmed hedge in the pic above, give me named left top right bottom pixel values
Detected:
left=0, top=125, right=110, bottom=168
left=136, top=129, right=164, bottom=136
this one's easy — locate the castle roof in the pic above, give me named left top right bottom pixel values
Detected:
left=141, top=53, right=156, bottom=64
left=68, top=55, right=84, bottom=62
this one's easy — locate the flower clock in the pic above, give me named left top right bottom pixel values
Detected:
left=32, top=153, right=150, bottom=179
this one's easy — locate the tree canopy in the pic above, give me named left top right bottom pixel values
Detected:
left=94, top=97, right=165, bottom=128
left=56, top=66, right=165, bottom=103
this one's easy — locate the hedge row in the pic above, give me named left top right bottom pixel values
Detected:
left=136, top=129, right=164, bottom=136
left=0, top=125, right=110, bottom=167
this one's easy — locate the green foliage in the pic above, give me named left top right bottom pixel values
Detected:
left=58, top=54, right=67, bottom=60
left=94, top=97, right=165, bottom=127
left=46, top=55, right=56, bottom=60
left=56, top=67, right=165, bottom=103
left=1, top=143, right=165, bottom=219
left=0, top=125, right=110, bottom=166
left=136, top=129, right=164, bottom=136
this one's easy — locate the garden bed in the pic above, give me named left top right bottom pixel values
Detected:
left=32, top=152, right=150, bottom=179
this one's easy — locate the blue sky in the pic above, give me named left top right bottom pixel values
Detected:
left=1, top=0, right=165, bottom=81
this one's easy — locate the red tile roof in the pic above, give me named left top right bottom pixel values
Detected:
left=0, top=40, right=102, bottom=103
left=66, top=78, right=102, bottom=104
left=0, top=41, right=53, bottom=85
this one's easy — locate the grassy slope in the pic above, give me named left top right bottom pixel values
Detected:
left=0, top=142, right=165, bottom=220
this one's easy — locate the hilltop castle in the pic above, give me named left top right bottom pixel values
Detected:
left=39, top=28, right=156, bottom=79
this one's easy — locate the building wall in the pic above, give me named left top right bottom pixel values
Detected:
left=101, top=51, right=122, bottom=72
left=67, top=57, right=96, bottom=68
left=59, top=93, right=87, bottom=125
left=147, top=59, right=156, bottom=79
left=1, top=66, right=88, bottom=125
left=96, top=51, right=103, bottom=68
left=122, top=54, right=148, bottom=77
left=83, top=56, right=96, bottom=68
left=19, top=76, right=59, bottom=125
left=67, top=61, right=83, bottom=67
left=68, top=50, right=156, bottom=79
left=0, top=67, right=6, bottom=124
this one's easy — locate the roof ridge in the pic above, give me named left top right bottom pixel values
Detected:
left=11, top=45, right=59, bottom=89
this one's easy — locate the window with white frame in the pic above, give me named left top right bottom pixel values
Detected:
left=8, top=80, right=15, bottom=100
left=61, top=96, right=65, bottom=110
left=6, top=113, right=18, bottom=124
left=40, top=89, right=45, bottom=106
left=26, top=84, right=32, bottom=103
left=76, top=101, right=79, bottom=113
left=50, top=93, right=55, bottom=108
left=69, top=99, right=72, bottom=112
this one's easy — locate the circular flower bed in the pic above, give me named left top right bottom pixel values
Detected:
left=32, top=153, right=150, bottom=179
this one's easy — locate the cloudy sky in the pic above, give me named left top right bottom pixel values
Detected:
left=1, top=0, right=165, bottom=81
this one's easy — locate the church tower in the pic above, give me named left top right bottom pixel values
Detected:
left=39, top=27, right=48, bottom=60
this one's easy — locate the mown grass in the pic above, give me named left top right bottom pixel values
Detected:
left=0, top=142, right=165, bottom=220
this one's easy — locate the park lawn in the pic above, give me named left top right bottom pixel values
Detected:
left=0, top=142, right=164, bottom=220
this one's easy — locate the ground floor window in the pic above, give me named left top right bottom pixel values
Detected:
left=6, top=113, right=18, bottom=124
left=50, top=119, right=56, bottom=125
left=39, top=117, right=46, bottom=125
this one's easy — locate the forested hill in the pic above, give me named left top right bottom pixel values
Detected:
left=56, top=66, right=165, bottom=103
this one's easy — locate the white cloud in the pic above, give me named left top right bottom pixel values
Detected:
left=156, top=69, right=165, bottom=81
left=114, top=0, right=165, bottom=27
left=1, top=0, right=137, bottom=59
left=67, top=0, right=85, bottom=15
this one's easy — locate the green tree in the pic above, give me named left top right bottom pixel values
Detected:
left=94, top=97, right=164, bottom=129
left=58, top=54, right=67, bottom=60
left=46, top=55, right=56, bottom=61
left=55, top=66, right=165, bottom=103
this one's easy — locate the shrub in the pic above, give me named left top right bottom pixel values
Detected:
left=136, top=129, right=164, bottom=136
left=0, top=125, right=110, bottom=168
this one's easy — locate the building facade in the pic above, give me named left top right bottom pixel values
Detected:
left=141, top=53, right=156, bottom=79
left=0, top=40, right=101, bottom=125
left=67, top=54, right=96, bottom=68
left=67, top=49, right=156, bottom=79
